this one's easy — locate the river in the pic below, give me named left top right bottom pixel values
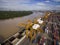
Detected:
left=0, top=12, right=45, bottom=41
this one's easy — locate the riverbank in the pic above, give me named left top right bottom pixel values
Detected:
left=0, top=11, right=33, bottom=19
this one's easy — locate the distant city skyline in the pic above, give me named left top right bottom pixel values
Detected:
left=0, top=0, right=60, bottom=11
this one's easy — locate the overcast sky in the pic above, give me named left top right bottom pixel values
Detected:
left=0, top=0, right=60, bottom=11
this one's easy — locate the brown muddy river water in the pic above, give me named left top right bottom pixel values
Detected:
left=0, top=12, right=45, bottom=41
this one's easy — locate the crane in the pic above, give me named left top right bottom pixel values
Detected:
left=18, top=12, right=52, bottom=42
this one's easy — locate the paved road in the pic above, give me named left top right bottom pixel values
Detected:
left=18, top=37, right=37, bottom=45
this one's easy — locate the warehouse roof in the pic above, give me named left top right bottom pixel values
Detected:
left=37, top=18, right=43, bottom=24
left=32, top=24, right=40, bottom=30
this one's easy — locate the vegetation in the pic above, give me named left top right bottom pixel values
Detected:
left=0, top=11, right=33, bottom=19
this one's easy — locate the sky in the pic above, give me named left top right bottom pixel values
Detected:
left=0, top=0, right=60, bottom=11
